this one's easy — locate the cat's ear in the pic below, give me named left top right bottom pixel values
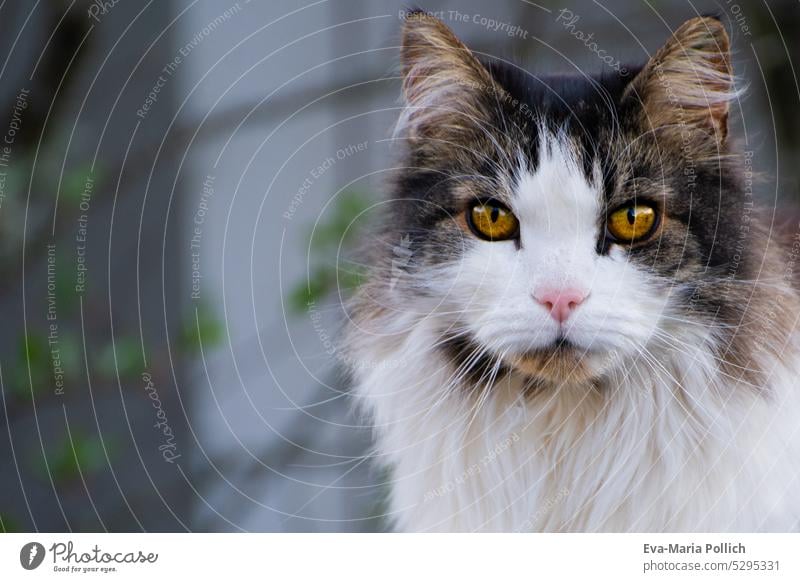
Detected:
left=626, top=17, right=736, bottom=149
left=397, top=11, right=498, bottom=144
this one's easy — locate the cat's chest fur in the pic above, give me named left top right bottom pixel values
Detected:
left=352, top=316, right=800, bottom=532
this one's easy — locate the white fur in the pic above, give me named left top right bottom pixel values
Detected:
left=349, top=131, right=800, bottom=531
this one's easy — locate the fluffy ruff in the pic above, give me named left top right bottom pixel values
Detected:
left=347, top=307, right=800, bottom=531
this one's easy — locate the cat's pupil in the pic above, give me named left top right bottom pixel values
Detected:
left=627, top=207, right=636, bottom=225
left=491, top=206, right=500, bottom=222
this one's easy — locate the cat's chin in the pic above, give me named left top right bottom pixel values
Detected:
left=506, top=343, right=610, bottom=384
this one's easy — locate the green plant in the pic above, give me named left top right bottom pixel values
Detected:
left=0, top=513, right=21, bottom=533
left=34, top=432, right=111, bottom=484
left=180, top=301, right=226, bottom=354
left=11, top=332, right=50, bottom=400
left=289, top=189, right=371, bottom=313
left=95, top=336, right=143, bottom=379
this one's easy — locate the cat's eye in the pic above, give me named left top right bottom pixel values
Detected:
left=607, top=203, right=658, bottom=243
left=467, top=199, right=519, bottom=241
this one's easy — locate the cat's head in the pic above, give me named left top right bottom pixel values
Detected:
left=362, top=13, right=753, bottom=386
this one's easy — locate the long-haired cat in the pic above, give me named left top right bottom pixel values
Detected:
left=345, top=11, right=800, bottom=531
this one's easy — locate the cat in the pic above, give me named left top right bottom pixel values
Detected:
left=344, top=11, right=800, bottom=532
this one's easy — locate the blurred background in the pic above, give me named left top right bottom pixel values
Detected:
left=0, top=0, right=797, bottom=532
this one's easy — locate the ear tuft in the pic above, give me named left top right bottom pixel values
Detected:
left=397, top=12, right=497, bottom=142
left=627, top=17, right=737, bottom=148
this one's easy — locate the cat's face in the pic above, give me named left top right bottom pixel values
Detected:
left=376, top=14, right=745, bottom=385
left=436, top=130, right=671, bottom=382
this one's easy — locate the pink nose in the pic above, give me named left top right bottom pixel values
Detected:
left=534, top=288, right=588, bottom=323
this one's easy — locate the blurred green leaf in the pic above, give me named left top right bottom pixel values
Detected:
left=35, top=432, right=111, bottom=484
left=334, top=189, right=371, bottom=221
left=338, top=264, right=366, bottom=290
left=291, top=190, right=371, bottom=315
left=180, top=302, right=225, bottom=353
left=288, top=269, right=332, bottom=313
left=22, top=331, right=48, bottom=369
left=61, top=164, right=102, bottom=206
left=95, top=336, right=142, bottom=379
left=309, top=190, right=371, bottom=252
left=10, top=329, right=83, bottom=400
left=0, top=513, right=20, bottom=533
left=11, top=332, right=50, bottom=399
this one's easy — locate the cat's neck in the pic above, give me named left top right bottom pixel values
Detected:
left=349, top=308, right=800, bottom=531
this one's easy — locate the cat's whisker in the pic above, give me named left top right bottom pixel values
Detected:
left=632, top=344, right=710, bottom=420
left=648, top=329, right=766, bottom=389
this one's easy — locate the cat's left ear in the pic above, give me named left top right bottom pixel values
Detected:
left=397, top=11, right=499, bottom=144
left=626, top=17, right=736, bottom=148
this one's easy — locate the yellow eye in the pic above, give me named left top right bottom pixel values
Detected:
left=467, top=200, right=519, bottom=241
left=607, top=203, right=658, bottom=243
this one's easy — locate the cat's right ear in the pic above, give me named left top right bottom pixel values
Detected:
left=625, top=17, right=737, bottom=152
left=397, top=11, right=498, bottom=145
